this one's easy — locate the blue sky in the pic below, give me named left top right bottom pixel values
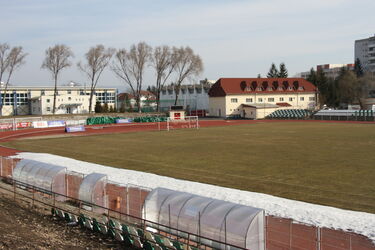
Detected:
left=1, top=0, right=374, bottom=90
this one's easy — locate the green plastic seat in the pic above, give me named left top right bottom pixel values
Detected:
left=108, top=228, right=116, bottom=239
left=64, top=212, right=72, bottom=222
left=137, top=228, right=144, bottom=238
left=121, top=224, right=130, bottom=234
left=143, top=241, right=154, bottom=250
left=173, top=241, right=183, bottom=250
left=123, top=234, right=134, bottom=246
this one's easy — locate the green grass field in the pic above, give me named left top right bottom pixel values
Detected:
left=3, top=122, right=375, bottom=213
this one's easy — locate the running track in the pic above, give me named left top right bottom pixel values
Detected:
left=0, top=119, right=374, bottom=156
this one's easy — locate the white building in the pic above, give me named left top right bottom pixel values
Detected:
left=117, top=90, right=156, bottom=111
left=355, top=34, right=375, bottom=73
left=159, top=80, right=214, bottom=112
left=0, top=83, right=117, bottom=116
left=208, top=78, right=318, bottom=119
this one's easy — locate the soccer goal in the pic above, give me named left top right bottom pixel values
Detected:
left=166, top=116, right=199, bottom=131
left=15, top=117, right=42, bottom=130
left=0, top=118, right=15, bottom=131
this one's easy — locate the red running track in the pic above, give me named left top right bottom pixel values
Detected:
left=0, top=119, right=374, bottom=156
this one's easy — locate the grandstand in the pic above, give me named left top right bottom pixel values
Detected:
left=267, top=109, right=312, bottom=119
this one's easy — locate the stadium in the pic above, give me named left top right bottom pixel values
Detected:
left=0, top=112, right=374, bottom=250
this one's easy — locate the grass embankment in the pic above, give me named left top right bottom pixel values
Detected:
left=3, top=122, right=375, bottom=213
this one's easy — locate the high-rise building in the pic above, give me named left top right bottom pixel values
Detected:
left=355, top=34, right=375, bottom=73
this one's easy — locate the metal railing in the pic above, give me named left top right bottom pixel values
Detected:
left=0, top=176, right=247, bottom=250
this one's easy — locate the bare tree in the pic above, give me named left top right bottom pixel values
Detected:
left=172, top=46, right=203, bottom=105
left=150, top=45, right=177, bottom=112
left=0, top=43, right=10, bottom=85
left=78, top=45, right=114, bottom=113
left=111, top=42, right=151, bottom=112
left=0, top=45, right=27, bottom=115
left=42, top=45, right=73, bottom=114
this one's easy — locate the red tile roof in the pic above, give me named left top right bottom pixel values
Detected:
left=208, top=78, right=317, bottom=97
left=276, top=102, right=292, bottom=107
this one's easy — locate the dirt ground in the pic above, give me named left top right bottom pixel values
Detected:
left=0, top=194, right=130, bottom=249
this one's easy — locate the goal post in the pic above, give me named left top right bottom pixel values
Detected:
left=166, top=116, right=199, bottom=131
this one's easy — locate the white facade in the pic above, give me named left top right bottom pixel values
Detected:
left=355, top=35, right=375, bottom=73
left=159, top=80, right=214, bottom=111
left=30, top=94, right=95, bottom=115
left=209, top=93, right=316, bottom=118
left=0, top=85, right=117, bottom=116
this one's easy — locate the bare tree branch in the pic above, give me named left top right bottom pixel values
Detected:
left=78, top=45, right=114, bottom=113
left=42, top=44, right=73, bottom=114
left=111, top=42, right=151, bottom=112
left=150, top=45, right=177, bottom=112
left=172, top=46, right=203, bottom=105
left=0, top=45, right=27, bottom=115
left=0, top=43, right=10, bottom=84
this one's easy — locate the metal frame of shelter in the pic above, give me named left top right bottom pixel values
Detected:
left=143, top=187, right=265, bottom=250
left=13, top=159, right=67, bottom=200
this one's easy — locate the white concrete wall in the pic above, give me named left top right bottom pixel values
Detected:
left=217, top=93, right=316, bottom=117
left=209, top=97, right=226, bottom=117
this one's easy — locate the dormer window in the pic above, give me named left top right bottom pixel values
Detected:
left=298, top=86, right=304, bottom=91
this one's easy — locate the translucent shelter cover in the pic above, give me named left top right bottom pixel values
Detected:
left=13, top=159, right=67, bottom=196
left=78, top=172, right=107, bottom=207
left=143, top=187, right=265, bottom=250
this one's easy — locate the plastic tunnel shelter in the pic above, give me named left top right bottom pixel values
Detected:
left=13, top=159, right=67, bottom=200
left=143, top=188, right=265, bottom=250
left=78, top=172, right=108, bottom=212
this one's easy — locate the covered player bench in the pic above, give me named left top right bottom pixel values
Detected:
left=143, top=187, right=265, bottom=250
left=13, top=159, right=67, bottom=200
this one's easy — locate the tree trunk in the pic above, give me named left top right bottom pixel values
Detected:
left=89, top=88, right=94, bottom=114
left=137, top=95, right=141, bottom=113
left=53, top=75, right=57, bottom=114
left=156, top=91, right=160, bottom=112
left=174, top=85, right=180, bottom=106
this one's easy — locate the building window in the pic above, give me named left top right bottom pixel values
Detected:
left=41, top=90, right=45, bottom=96
left=46, top=99, right=50, bottom=103
left=289, top=97, right=293, bottom=101
left=246, top=98, right=253, bottom=103
left=300, top=97, right=305, bottom=101
left=46, top=107, right=51, bottom=111
left=309, top=97, right=315, bottom=101
left=258, top=98, right=263, bottom=103
left=231, top=98, right=238, bottom=103
left=67, top=90, right=71, bottom=94
left=268, top=98, right=274, bottom=102
left=279, top=97, right=284, bottom=101
left=68, top=97, right=71, bottom=101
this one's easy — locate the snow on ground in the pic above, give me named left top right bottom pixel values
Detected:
left=14, top=152, right=375, bottom=242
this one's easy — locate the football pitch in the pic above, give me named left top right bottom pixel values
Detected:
left=3, top=122, right=375, bottom=213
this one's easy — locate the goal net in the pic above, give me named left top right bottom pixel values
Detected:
left=15, top=117, right=42, bottom=130
left=0, top=118, right=15, bottom=131
left=166, top=116, right=199, bottom=131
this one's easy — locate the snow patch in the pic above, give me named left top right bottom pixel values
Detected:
left=13, top=152, right=375, bottom=243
